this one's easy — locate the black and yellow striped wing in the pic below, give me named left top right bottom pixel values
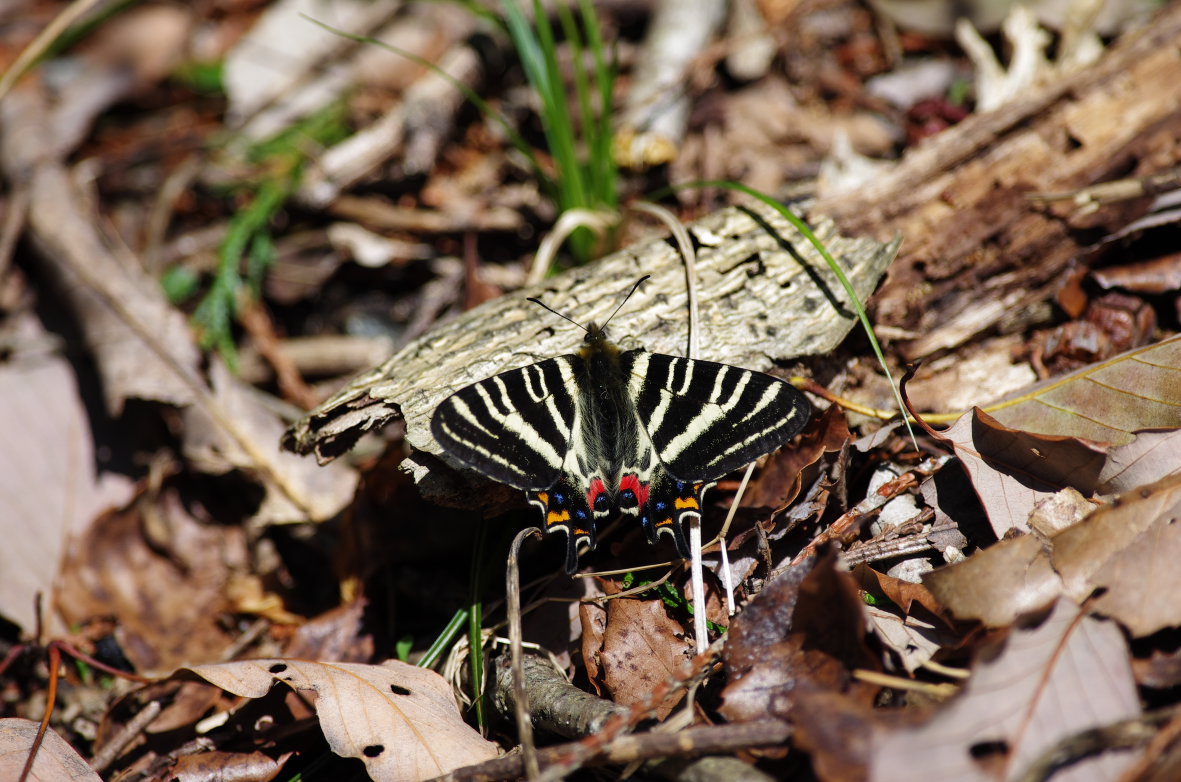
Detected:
left=624, top=351, right=810, bottom=482
left=430, top=357, right=579, bottom=491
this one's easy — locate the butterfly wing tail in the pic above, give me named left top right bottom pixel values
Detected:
left=640, top=471, right=715, bottom=560
left=528, top=476, right=596, bottom=574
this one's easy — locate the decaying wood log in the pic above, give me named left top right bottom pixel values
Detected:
left=812, top=2, right=1181, bottom=361
left=282, top=201, right=899, bottom=472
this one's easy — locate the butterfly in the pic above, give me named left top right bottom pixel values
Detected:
left=431, top=278, right=811, bottom=572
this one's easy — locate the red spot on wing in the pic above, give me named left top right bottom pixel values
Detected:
left=619, top=473, right=650, bottom=507
left=587, top=477, right=608, bottom=507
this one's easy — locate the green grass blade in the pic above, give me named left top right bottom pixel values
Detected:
left=418, top=609, right=469, bottom=669
left=657, top=181, right=915, bottom=446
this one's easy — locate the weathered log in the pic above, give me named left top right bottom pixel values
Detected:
left=812, top=3, right=1181, bottom=360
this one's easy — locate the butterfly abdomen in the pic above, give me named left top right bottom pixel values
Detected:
left=575, top=329, right=643, bottom=485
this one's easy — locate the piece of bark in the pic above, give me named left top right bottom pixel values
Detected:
left=282, top=200, right=900, bottom=468
left=811, top=3, right=1181, bottom=360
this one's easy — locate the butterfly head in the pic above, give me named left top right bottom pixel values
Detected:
left=582, top=321, right=610, bottom=346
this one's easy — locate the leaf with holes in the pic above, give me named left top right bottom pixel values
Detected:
left=180, top=658, right=498, bottom=781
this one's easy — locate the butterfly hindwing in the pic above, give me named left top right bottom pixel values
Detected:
left=527, top=476, right=595, bottom=574
left=621, top=350, right=810, bottom=556
left=638, top=469, right=713, bottom=558
left=431, top=356, right=579, bottom=490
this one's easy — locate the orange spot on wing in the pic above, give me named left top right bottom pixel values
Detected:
left=674, top=497, right=699, bottom=510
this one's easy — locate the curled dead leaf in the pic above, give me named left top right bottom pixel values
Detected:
left=926, top=473, right=1181, bottom=636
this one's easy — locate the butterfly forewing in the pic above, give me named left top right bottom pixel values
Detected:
left=625, top=352, right=810, bottom=481
left=430, top=357, right=579, bottom=490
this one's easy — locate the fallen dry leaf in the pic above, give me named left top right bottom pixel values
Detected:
left=924, top=532, right=1061, bottom=628
left=183, top=361, right=358, bottom=525
left=1094, top=427, right=1181, bottom=493
left=7, top=105, right=203, bottom=415
left=171, top=749, right=289, bottom=782
left=179, top=658, right=499, bottom=782
left=870, top=598, right=1141, bottom=782
left=3, top=85, right=357, bottom=532
left=743, top=403, right=849, bottom=510
left=0, top=718, right=100, bottom=782
left=0, top=313, right=135, bottom=634
left=579, top=599, right=609, bottom=693
left=55, top=486, right=247, bottom=674
left=721, top=547, right=877, bottom=723
left=597, top=586, right=694, bottom=719
left=282, top=597, right=374, bottom=663
left=987, top=334, right=1181, bottom=445
left=851, top=565, right=956, bottom=673
left=793, top=690, right=882, bottom=782
left=1091, top=252, right=1181, bottom=294
left=934, top=407, right=1106, bottom=537
left=926, top=473, right=1181, bottom=635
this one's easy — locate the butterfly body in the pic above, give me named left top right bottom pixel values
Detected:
left=431, top=319, right=810, bottom=572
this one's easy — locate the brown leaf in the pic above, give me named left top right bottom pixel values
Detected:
left=923, top=533, right=1060, bottom=628
left=54, top=487, right=246, bottom=673
left=183, top=361, right=358, bottom=525
left=179, top=658, right=498, bottom=782
left=283, top=598, right=374, bottom=663
left=934, top=407, right=1105, bottom=537
left=721, top=547, right=877, bottom=722
left=579, top=600, right=609, bottom=695
left=988, top=334, right=1181, bottom=446
left=1053, top=475, right=1181, bottom=637
left=793, top=692, right=879, bottom=782
left=0, top=313, right=135, bottom=634
left=926, top=473, right=1181, bottom=635
left=743, top=403, right=849, bottom=509
left=1091, top=252, right=1181, bottom=294
left=851, top=562, right=947, bottom=619
left=2, top=86, right=358, bottom=528
left=171, top=750, right=288, bottom=782
left=1096, top=427, right=1181, bottom=493
left=0, top=718, right=101, bottom=782
left=8, top=103, right=203, bottom=415
left=870, top=599, right=1141, bottom=782
left=851, top=564, right=957, bottom=673
left=598, top=590, right=693, bottom=719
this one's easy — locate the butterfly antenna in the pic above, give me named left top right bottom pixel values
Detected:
left=601, top=275, right=651, bottom=330
left=527, top=275, right=650, bottom=333
left=526, top=295, right=590, bottom=334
